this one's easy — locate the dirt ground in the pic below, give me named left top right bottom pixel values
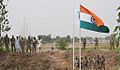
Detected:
left=0, top=49, right=119, bottom=70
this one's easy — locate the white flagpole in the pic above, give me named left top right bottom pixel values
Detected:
left=72, top=0, right=76, bottom=69
left=79, top=26, right=81, bottom=70
left=72, top=7, right=75, bottom=70
left=79, top=0, right=81, bottom=70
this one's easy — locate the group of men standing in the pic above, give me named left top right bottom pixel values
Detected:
left=0, top=34, right=39, bottom=53
left=81, top=55, right=105, bottom=70
left=81, top=37, right=99, bottom=49
left=74, top=55, right=105, bottom=70
left=81, top=36, right=116, bottom=50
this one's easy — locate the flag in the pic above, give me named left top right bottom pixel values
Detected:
left=80, top=5, right=109, bottom=33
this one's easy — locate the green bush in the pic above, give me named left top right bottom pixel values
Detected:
left=56, top=38, right=68, bottom=50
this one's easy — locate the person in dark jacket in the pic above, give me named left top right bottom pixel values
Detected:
left=4, top=34, right=10, bottom=52
left=11, top=35, right=16, bottom=52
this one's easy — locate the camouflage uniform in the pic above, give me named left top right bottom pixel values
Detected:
left=4, top=34, right=10, bottom=52
left=20, top=37, right=25, bottom=53
left=96, top=55, right=101, bottom=69
left=88, top=57, right=93, bottom=70
left=74, top=56, right=79, bottom=69
left=83, top=57, right=88, bottom=70
left=81, top=58, right=84, bottom=69
left=27, top=36, right=32, bottom=53
left=110, top=37, right=114, bottom=50
left=83, top=38, right=87, bottom=49
left=93, top=58, right=97, bottom=70
left=101, top=55, right=105, bottom=70
left=94, top=37, right=99, bottom=49
left=32, top=37, right=37, bottom=53
left=11, top=35, right=16, bottom=52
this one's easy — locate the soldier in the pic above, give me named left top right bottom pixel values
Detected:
left=83, top=38, right=87, bottom=49
left=84, top=56, right=88, bottom=70
left=27, top=36, right=32, bottom=53
left=96, top=55, right=101, bottom=69
left=4, top=34, right=10, bottom=52
left=101, top=55, right=105, bottom=70
left=74, top=56, right=79, bottom=69
left=32, top=37, right=38, bottom=53
left=20, top=37, right=25, bottom=53
left=88, top=57, right=93, bottom=70
left=11, top=35, right=16, bottom=52
left=94, top=37, right=99, bottom=49
left=93, top=57, right=97, bottom=70
left=23, top=37, right=27, bottom=52
left=110, top=36, right=114, bottom=50
left=81, top=57, right=83, bottom=69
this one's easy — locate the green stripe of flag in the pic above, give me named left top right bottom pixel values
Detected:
left=80, top=21, right=109, bottom=33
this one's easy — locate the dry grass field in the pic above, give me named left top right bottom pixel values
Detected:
left=0, top=43, right=120, bottom=70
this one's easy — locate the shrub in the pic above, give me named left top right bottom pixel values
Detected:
left=56, top=38, right=68, bottom=50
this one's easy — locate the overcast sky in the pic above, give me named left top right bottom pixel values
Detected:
left=5, top=0, right=120, bottom=38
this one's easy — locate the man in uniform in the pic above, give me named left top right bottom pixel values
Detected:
left=93, top=57, right=97, bottom=70
left=4, top=34, right=10, bottom=52
left=94, top=37, right=99, bottom=49
left=88, top=57, right=93, bottom=70
left=27, top=36, right=32, bottom=53
left=20, top=37, right=25, bottom=53
left=110, top=36, right=114, bottom=50
left=83, top=38, right=87, bottom=49
left=96, top=55, right=101, bottom=69
left=32, top=37, right=38, bottom=53
left=81, top=57, right=84, bottom=70
left=101, top=55, right=105, bottom=70
left=84, top=56, right=88, bottom=70
left=74, top=56, right=79, bottom=69
left=11, top=35, right=16, bottom=52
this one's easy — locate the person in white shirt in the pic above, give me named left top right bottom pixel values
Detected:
left=15, top=36, right=21, bottom=53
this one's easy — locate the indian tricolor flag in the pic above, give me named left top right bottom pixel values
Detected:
left=80, top=5, right=109, bottom=33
